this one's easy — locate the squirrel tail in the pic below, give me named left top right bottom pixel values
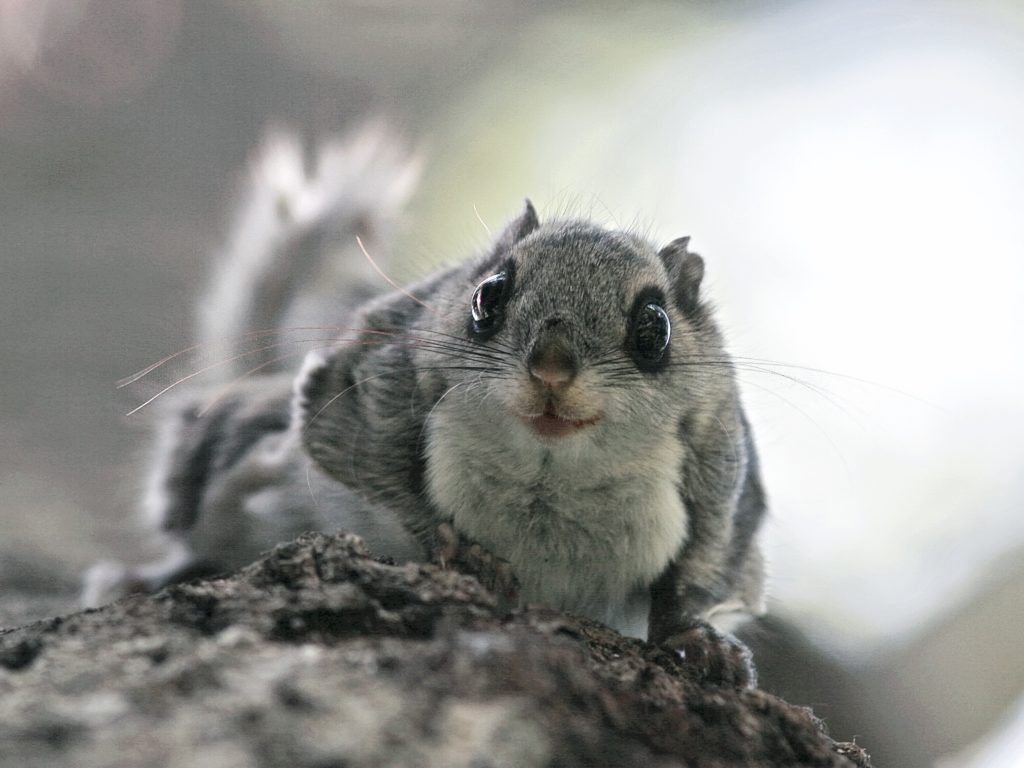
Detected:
left=197, top=120, right=421, bottom=380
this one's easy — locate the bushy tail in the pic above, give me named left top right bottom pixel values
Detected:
left=198, top=121, right=420, bottom=380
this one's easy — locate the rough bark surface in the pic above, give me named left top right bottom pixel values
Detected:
left=0, top=532, right=872, bottom=768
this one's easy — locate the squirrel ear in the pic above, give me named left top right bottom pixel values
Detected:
left=658, top=236, right=704, bottom=316
left=493, top=199, right=540, bottom=252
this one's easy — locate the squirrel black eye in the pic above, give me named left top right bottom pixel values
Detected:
left=629, top=301, right=671, bottom=369
left=470, top=272, right=510, bottom=337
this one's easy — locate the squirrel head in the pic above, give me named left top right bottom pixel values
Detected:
left=297, top=202, right=737, bottom=493
left=416, top=202, right=730, bottom=450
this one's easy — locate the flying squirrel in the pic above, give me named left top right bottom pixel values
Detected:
left=84, top=124, right=768, bottom=687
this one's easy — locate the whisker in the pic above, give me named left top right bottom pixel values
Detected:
left=472, top=203, right=493, bottom=238
left=416, top=327, right=519, bottom=356
left=306, top=364, right=510, bottom=430
left=712, top=415, right=741, bottom=470
left=123, top=339, right=334, bottom=416
left=665, top=354, right=935, bottom=410
left=356, top=235, right=436, bottom=314
left=118, top=313, right=522, bottom=392
left=590, top=349, right=928, bottom=411
left=418, top=382, right=466, bottom=445
left=127, top=331, right=515, bottom=415
left=117, top=344, right=204, bottom=389
left=597, top=355, right=851, bottom=470
left=737, top=375, right=853, bottom=482
left=665, top=358, right=861, bottom=423
left=195, top=338, right=358, bottom=417
left=306, top=371, right=392, bottom=427
left=394, top=334, right=511, bottom=362
left=125, top=330, right=391, bottom=415
left=133, top=327, right=505, bottom=378
left=305, top=462, right=320, bottom=510
left=117, top=325, right=345, bottom=387
left=728, top=356, right=938, bottom=409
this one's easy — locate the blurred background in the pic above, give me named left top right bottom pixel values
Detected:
left=2, top=0, right=1023, bottom=764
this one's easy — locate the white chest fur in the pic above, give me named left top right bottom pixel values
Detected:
left=425, top=409, right=688, bottom=636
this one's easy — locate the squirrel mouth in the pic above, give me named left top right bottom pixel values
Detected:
left=525, top=404, right=601, bottom=438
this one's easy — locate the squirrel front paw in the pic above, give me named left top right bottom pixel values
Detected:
left=434, top=522, right=520, bottom=610
left=653, top=620, right=757, bottom=689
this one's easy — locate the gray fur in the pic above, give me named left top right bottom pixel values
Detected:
left=85, top=131, right=766, bottom=645
left=82, top=124, right=423, bottom=607
left=300, top=205, right=767, bottom=639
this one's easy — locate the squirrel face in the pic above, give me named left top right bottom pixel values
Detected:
left=416, top=219, right=720, bottom=455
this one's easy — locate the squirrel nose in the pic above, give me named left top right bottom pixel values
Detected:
left=528, top=320, right=577, bottom=390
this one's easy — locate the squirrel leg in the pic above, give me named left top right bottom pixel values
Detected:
left=648, top=558, right=757, bottom=689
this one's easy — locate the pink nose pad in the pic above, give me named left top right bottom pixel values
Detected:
left=529, top=362, right=574, bottom=390
left=527, top=319, right=578, bottom=389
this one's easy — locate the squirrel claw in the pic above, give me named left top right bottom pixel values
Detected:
left=657, top=621, right=757, bottom=689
